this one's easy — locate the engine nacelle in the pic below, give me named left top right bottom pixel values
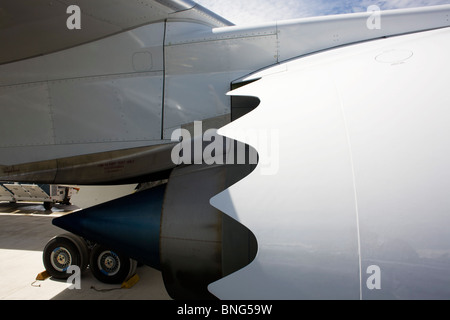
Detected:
left=52, top=163, right=257, bottom=299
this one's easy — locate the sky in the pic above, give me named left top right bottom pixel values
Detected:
left=195, top=0, right=450, bottom=25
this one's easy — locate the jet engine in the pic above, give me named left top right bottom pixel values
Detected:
left=46, top=163, right=257, bottom=300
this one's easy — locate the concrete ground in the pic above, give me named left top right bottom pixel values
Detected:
left=0, top=186, right=171, bottom=300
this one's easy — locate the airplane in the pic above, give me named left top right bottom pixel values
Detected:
left=1, top=0, right=450, bottom=300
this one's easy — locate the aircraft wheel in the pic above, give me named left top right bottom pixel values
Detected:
left=43, top=233, right=89, bottom=279
left=89, top=244, right=137, bottom=284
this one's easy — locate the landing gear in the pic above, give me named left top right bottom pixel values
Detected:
left=42, top=234, right=137, bottom=284
left=89, top=244, right=137, bottom=284
left=42, top=233, right=89, bottom=279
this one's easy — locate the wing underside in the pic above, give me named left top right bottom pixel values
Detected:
left=0, top=0, right=232, bottom=65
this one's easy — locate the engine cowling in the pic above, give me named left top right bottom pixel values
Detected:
left=52, top=163, right=257, bottom=300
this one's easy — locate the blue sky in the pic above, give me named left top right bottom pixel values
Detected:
left=195, top=0, right=450, bottom=25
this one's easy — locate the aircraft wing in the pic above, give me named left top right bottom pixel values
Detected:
left=0, top=0, right=232, bottom=65
left=209, top=25, right=450, bottom=299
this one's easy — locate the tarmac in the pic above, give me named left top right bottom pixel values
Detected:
left=0, top=185, right=171, bottom=300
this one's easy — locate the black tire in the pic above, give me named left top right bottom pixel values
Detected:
left=62, top=233, right=89, bottom=272
left=43, top=235, right=82, bottom=279
left=43, top=202, right=53, bottom=210
left=89, top=244, right=136, bottom=284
